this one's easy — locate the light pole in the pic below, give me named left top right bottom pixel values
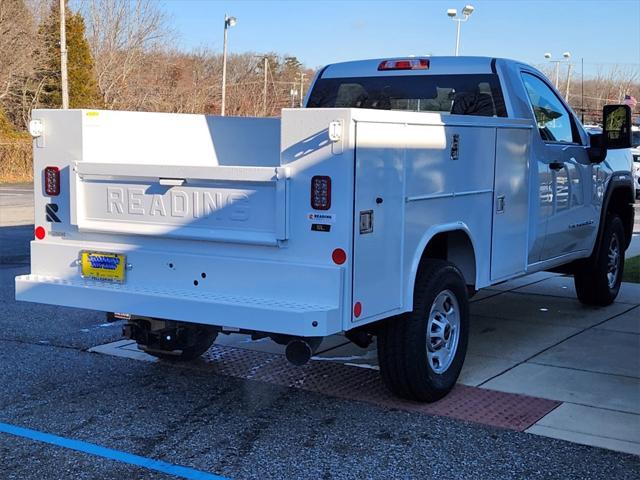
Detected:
left=544, top=52, right=571, bottom=97
left=59, top=0, right=69, bottom=109
left=221, top=14, right=237, bottom=116
left=563, top=52, right=572, bottom=101
left=298, top=72, right=306, bottom=107
left=263, top=56, right=268, bottom=116
left=447, top=5, right=474, bottom=56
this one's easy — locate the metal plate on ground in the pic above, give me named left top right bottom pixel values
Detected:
left=91, top=340, right=560, bottom=431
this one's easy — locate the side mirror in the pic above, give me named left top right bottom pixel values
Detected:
left=603, top=104, right=632, bottom=149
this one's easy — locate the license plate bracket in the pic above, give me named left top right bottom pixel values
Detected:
left=80, top=251, right=126, bottom=282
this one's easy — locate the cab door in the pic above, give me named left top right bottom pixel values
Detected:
left=520, top=72, right=595, bottom=261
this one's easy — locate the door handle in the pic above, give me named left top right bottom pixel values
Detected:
left=159, top=178, right=186, bottom=186
left=549, top=162, right=564, bottom=171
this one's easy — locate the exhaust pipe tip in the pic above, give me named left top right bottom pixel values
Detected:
left=285, top=339, right=313, bottom=366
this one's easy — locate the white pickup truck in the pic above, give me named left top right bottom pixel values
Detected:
left=16, top=56, right=635, bottom=402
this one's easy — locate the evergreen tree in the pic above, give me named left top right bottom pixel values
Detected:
left=38, top=1, right=102, bottom=109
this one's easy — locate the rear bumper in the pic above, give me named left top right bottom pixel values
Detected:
left=15, top=241, right=344, bottom=337
left=15, top=274, right=342, bottom=337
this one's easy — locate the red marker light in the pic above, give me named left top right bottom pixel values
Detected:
left=354, top=302, right=362, bottom=318
left=35, top=226, right=46, bottom=240
left=332, top=248, right=347, bottom=265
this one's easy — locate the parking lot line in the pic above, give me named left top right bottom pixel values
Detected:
left=0, top=422, right=227, bottom=480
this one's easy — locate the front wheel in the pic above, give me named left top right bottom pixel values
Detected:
left=574, top=215, right=625, bottom=306
left=377, top=260, right=469, bottom=402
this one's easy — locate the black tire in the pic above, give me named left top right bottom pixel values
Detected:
left=143, top=330, right=218, bottom=361
left=574, top=215, right=625, bottom=306
left=377, top=259, right=469, bottom=402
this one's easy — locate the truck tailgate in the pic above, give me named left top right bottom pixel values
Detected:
left=72, top=162, right=289, bottom=245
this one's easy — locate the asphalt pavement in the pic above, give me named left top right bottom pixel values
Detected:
left=0, top=183, right=33, bottom=227
left=0, top=185, right=639, bottom=479
left=1, top=266, right=638, bottom=480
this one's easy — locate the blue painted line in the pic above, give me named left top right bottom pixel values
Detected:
left=0, top=422, right=228, bottom=480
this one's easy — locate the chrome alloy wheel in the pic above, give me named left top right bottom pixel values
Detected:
left=607, top=234, right=620, bottom=289
left=426, top=290, right=461, bottom=374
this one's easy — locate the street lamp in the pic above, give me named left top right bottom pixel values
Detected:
left=544, top=52, right=571, bottom=98
left=447, top=4, right=474, bottom=56
left=221, top=14, right=237, bottom=116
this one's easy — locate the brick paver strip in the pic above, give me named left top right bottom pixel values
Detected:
left=204, top=345, right=560, bottom=431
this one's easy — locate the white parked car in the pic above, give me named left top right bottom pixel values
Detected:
left=632, top=126, right=640, bottom=198
left=16, top=56, right=635, bottom=402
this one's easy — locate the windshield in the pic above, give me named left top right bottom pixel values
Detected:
left=632, top=130, right=640, bottom=147
left=307, top=74, right=507, bottom=117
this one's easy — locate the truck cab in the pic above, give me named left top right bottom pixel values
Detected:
left=16, top=56, right=635, bottom=402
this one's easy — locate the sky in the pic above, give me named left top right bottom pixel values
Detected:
left=158, top=0, right=640, bottom=76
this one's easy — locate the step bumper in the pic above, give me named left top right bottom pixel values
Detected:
left=15, top=274, right=342, bottom=337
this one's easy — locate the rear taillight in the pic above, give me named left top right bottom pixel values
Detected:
left=44, top=166, right=60, bottom=196
left=378, top=58, right=430, bottom=71
left=311, top=176, right=331, bottom=210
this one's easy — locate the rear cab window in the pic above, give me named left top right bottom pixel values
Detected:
left=307, top=74, right=507, bottom=117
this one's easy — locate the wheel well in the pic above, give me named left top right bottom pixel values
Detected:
left=417, top=230, right=476, bottom=287
left=606, top=186, right=634, bottom=249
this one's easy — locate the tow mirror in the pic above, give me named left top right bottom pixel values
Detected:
left=602, top=104, right=632, bottom=149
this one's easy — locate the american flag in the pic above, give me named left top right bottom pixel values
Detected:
left=623, top=94, right=637, bottom=108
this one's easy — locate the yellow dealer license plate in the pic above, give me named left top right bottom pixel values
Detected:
left=80, top=251, right=126, bottom=282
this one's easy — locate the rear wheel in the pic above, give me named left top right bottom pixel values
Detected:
left=377, top=260, right=469, bottom=402
left=574, top=215, right=625, bottom=306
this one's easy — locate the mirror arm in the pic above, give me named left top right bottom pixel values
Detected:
left=587, top=133, right=607, bottom=163
left=588, top=145, right=607, bottom=164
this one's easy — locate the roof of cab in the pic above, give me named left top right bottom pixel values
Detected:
left=320, top=56, right=503, bottom=78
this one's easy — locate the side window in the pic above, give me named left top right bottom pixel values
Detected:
left=521, top=73, right=576, bottom=143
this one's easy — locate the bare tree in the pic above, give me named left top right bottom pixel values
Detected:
left=0, top=0, right=36, bottom=102
left=78, top=0, right=173, bottom=108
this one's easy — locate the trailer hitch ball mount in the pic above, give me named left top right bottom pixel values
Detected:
left=123, top=321, right=193, bottom=351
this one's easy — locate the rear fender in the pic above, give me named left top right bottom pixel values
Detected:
left=406, top=223, right=478, bottom=308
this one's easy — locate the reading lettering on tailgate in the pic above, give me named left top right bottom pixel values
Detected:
left=79, top=182, right=280, bottom=234
left=106, top=187, right=250, bottom=221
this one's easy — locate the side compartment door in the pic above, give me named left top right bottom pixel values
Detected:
left=491, top=128, right=531, bottom=281
left=352, top=122, right=405, bottom=322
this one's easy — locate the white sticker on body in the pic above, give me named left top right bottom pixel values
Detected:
left=307, top=212, right=336, bottom=223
